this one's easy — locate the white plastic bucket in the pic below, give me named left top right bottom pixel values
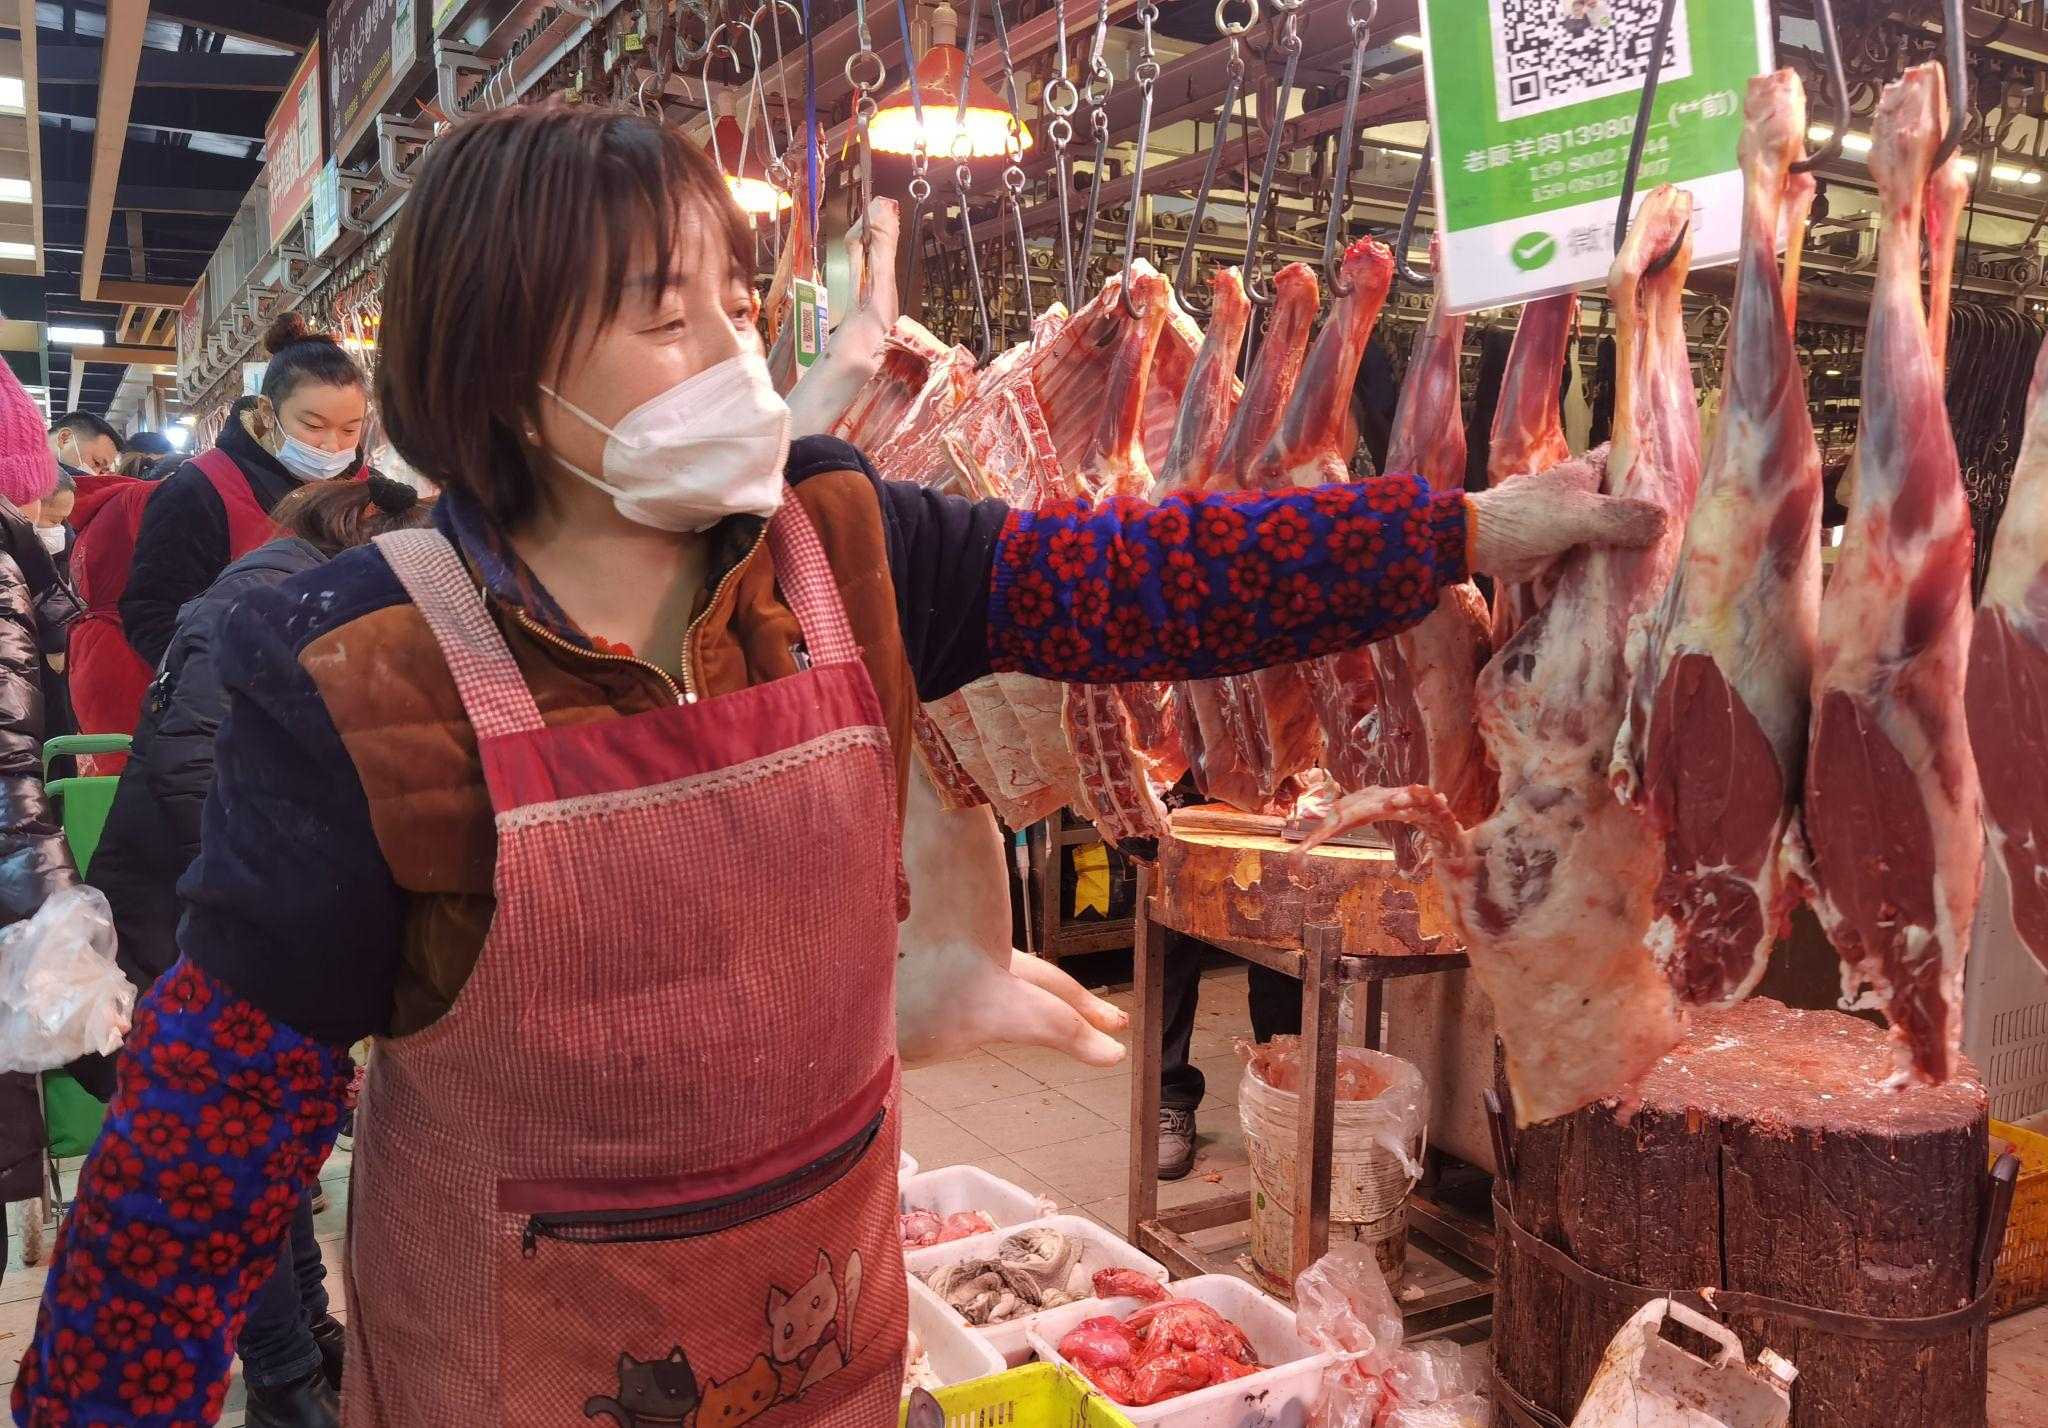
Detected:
left=1026, top=1273, right=1333, bottom=1426
left=1237, top=1046, right=1428, bottom=1289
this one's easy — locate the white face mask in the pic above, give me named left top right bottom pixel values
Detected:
left=540, top=352, right=791, bottom=533
left=35, top=525, right=65, bottom=555
left=276, top=434, right=357, bottom=482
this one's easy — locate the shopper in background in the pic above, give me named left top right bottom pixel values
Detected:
left=0, top=364, right=85, bottom=1280
left=120, top=314, right=366, bottom=665
left=13, top=104, right=1660, bottom=1424
left=65, top=434, right=160, bottom=774
left=35, top=468, right=74, bottom=577
left=78, top=476, right=431, bottom=1427
left=45, top=410, right=121, bottom=478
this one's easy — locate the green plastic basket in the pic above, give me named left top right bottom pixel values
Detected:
left=42, top=1069, right=106, bottom=1155
left=42, top=734, right=132, bottom=877
left=899, top=1365, right=1134, bottom=1428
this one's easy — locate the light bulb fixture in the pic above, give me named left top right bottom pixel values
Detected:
left=869, top=1, right=1030, bottom=160
left=710, top=91, right=792, bottom=216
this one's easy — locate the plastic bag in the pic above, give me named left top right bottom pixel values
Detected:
left=1295, top=1242, right=1491, bottom=1428
left=0, top=886, right=132, bottom=1074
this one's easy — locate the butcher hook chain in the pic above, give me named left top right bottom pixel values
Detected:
left=846, top=0, right=888, bottom=278
left=990, top=0, right=1035, bottom=325
left=1171, top=0, right=1258, bottom=308
left=1117, top=0, right=1163, bottom=317
left=1241, top=0, right=1306, bottom=306
left=892, top=0, right=934, bottom=256
left=1077, top=0, right=1116, bottom=293
left=953, top=0, right=997, bottom=359
left=1321, top=0, right=1378, bottom=297
left=1045, top=0, right=1080, bottom=309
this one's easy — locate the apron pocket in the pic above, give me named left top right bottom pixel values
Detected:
left=496, top=1098, right=907, bottom=1427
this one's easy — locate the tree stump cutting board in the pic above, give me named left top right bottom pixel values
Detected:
left=1492, top=997, right=1992, bottom=1428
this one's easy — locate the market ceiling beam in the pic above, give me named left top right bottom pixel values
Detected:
left=96, top=279, right=188, bottom=307
left=38, top=42, right=297, bottom=90
left=149, top=0, right=317, bottom=51
left=68, top=343, right=175, bottom=366
left=42, top=181, right=244, bottom=217
left=77, top=0, right=148, bottom=305
left=0, top=15, right=41, bottom=279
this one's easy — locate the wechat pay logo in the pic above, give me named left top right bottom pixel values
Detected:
left=1510, top=230, right=1557, bottom=272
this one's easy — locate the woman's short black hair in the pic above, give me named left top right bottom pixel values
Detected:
left=376, top=101, right=756, bottom=529
left=261, top=312, right=364, bottom=408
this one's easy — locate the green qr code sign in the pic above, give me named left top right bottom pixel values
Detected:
left=1421, top=0, right=1772, bottom=313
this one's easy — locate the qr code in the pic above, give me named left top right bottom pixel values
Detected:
left=1490, top=0, right=1692, bottom=122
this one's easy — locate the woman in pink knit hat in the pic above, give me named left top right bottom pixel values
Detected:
left=0, top=359, right=87, bottom=1278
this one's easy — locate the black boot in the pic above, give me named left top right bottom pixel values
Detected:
left=309, top=1313, right=345, bottom=1392
left=244, top=1367, right=340, bottom=1428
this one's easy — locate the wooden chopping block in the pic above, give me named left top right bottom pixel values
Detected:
left=1492, top=997, right=1992, bottom=1428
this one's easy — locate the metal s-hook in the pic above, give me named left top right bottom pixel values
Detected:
left=988, top=0, right=1035, bottom=324
left=1241, top=0, right=1305, bottom=305
left=1077, top=0, right=1116, bottom=291
left=1790, top=0, right=1847, bottom=174
left=1392, top=133, right=1431, bottom=288
left=1172, top=0, right=1257, bottom=302
left=1045, top=0, right=1080, bottom=309
left=1931, top=0, right=1971, bottom=170
left=1118, top=0, right=1162, bottom=317
left=1321, top=0, right=1378, bottom=297
left=1612, top=0, right=1685, bottom=275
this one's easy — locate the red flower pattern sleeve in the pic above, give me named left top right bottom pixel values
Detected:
left=12, top=959, right=355, bottom=1428
left=985, top=476, right=1468, bottom=681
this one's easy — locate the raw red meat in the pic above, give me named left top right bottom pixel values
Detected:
left=1091, top=1268, right=1169, bottom=1302
left=1800, top=64, right=1982, bottom=1082
left=1487, top=294, right=1578, bottom=647
left=1059, top=1297, right=1264, bottom=1406
left=1181, top=262, right=1322, bottom=811
left=899, top=1209, right=999, bottom=1248
left=1330, top=245, right=1494, bottom=875
left=1612, top=71, right=1824, bottom=1007
left=1304, top=189, right=1700, bottom=1124
left=1969, top=333, right=2048, bottom=978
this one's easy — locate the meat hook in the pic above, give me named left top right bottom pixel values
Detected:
left=1171, top=0, right=1257, bottom=307
left=988, top=0, right=1035, bottom=323
left=1321, top=0, right=1378, bottom=297
left=1611, top=0, right=1685, bottom=275
left=1391, top=133, right=1431, bottom=289
left=1930, top=0, right=1972, bottom=171
left=1076, top=0, right=1117, bottom=296
left=1791, top=0, right=1849, bottom=174
left=1241, top=0, right=1306, bottom=306
left=1117, top=0, right=1163, bottom=318
left=1045, top=0, right=1080, bottom=310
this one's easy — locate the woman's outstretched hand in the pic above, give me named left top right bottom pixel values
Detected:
left=1463, top=444, right=1667, bottom=583
left=785, top=198, right=901, bottom=439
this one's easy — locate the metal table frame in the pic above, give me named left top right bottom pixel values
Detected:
left=1125, top=858, right=1497, bottom=1330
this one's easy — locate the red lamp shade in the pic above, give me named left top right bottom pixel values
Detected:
left=869, top=44, right=1030, bottom=159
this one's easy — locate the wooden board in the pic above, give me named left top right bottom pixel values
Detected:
left=1493, top=998, right=1992, bottom=1428
left=1156, top=810, right=1460, bottom=957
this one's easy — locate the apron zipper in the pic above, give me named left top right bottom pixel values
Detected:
left=506, top=523, right=772, bottom=707
left=519, top=1107, right=884, bottom=1257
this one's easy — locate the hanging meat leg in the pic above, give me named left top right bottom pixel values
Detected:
left=1969, top=332, right=2048, bottom=976
left=1304, top=188, right=1700, bottom=1125
left=1487, top=295, right=1578, bottom=647
left=1612, top=70, right=1824, bottom=1006
left=1179, top=263, right=1321, bottom=810
left=1326, top=244, right=1494, bottom=875
left=1800, top=64, right=1982, bottom=1083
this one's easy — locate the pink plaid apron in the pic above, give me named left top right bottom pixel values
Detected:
left=343, top=502, right=906, bottom=1426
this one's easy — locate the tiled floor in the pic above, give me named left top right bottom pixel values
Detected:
left=6, top=963, right=2048, bottom=1424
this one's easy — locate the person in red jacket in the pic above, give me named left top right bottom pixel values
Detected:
left=65, top=455, right=156, bottom=774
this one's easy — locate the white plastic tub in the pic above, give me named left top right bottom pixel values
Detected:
left=905, top=1274, right=1006, bottom=1396
left=900, top=1151, right=920, bottom=1189
left=908, top=1214, right=1170, bottom=1367
left=900, top=1164, right=1057, bottom=1230
left=1025, top=1274, right=1332, bottom=1426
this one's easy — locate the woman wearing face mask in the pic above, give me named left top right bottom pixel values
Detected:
left=118, top=314, right=365, bottom=667
left=14, top=104, right=1658, bottom=1426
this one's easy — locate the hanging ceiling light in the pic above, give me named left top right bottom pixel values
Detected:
left=870, top=1, right=1030, bottom=159
left=710, top=90, right=792, bottom=215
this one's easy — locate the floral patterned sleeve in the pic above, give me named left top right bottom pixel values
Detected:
left=985, top=474, right=1469, bottom=682
left=12, top=959, right=354, bottom=1427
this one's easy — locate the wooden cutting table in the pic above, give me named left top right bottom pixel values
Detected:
left=1126, top=807, right=1497, bottom=1332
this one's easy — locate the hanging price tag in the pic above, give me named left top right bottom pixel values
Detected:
left=792, top=278, right=829, bottom=369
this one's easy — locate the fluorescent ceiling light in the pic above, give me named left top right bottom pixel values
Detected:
left=0, top=179, right=29, bottom=204
left=47, top=326, right=106, bottom=346
left=0, top=241, right=36, bottom=260
left=0, top=78, right=22, bottom=113
left=1394, top=34, right=1425, bottom=51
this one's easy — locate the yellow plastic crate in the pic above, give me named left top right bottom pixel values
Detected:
left=899, top=1364, right=1134, bottom=1428
left=1991, top=1119, right=2048, bottom=1318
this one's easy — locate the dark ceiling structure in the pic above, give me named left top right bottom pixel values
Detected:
left=5, top=1, right=318, bottom=419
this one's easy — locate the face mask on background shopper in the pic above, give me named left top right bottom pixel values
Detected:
left=539, top=352, right=790, bottom=533
left=275, top=435, right=358, bottom=482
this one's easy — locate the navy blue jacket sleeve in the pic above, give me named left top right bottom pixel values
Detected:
left=176, top=587, right=404, bottom=1048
